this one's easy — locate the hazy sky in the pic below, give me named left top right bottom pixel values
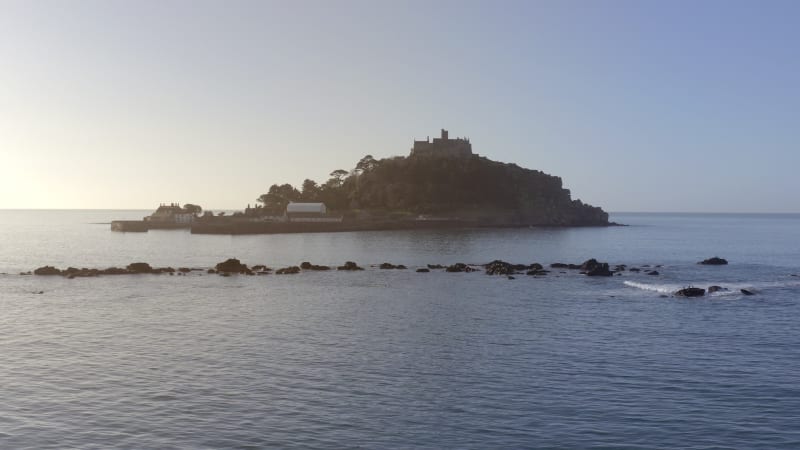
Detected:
left=1, top=0, right=798, bottom=212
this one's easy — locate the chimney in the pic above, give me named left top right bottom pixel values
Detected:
left=441, top=129, right=449, bottom=140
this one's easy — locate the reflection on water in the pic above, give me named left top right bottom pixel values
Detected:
left=1, top=211, right=800, bottom=448
left=2, top=211, right=800, bottom=272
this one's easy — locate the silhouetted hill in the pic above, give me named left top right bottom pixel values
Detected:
left=351, top=153, right=608, bottom=226
left=255, top=152, right=609, bottom=227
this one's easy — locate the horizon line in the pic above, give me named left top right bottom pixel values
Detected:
left=1, top=208, right=799, bottom=215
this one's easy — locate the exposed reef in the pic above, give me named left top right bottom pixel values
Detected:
left=27, top=256, right=763, bottom=299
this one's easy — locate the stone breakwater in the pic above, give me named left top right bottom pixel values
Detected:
left=21, top=257, right=753, bottom=297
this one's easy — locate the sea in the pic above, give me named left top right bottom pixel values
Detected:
left=1, top=210, right=799, bottom=449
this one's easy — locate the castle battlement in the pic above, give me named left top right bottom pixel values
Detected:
left=410, top=129, right=472, bottom=158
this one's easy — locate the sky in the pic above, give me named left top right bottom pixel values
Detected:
left=1, top=0, right=798, bottom=212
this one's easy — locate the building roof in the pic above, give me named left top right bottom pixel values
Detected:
left=286, top=202, right=327, bottom=214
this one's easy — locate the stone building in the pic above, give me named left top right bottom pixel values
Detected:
left=410, top=129, right=472, bottom=158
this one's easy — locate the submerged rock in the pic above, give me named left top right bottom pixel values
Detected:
left=276, top=266, right=301, bottom=275
left=416, top=268, right=430, bottom=273
left=708, top=285, right=727, bottom=293
left=427, top=264, right=444, bottom=269
left=526, top=269, right=549, bottom=276
left=379, top=262, right=406, bottom=270
left=298, top=262, right=329, bottom=270
left=675, top=287, right=705, bottom=297
left=740, top=289, right=755, bottom=296
left=446, top=263, right=477, bottom=273
left=699, top=257, right=728, bottom=265
left=647, top=270, right=660, bottom=276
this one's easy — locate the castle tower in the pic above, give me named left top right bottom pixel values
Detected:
left=411, top=129, right=472, bottom=157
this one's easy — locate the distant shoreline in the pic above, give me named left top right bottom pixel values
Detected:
left=111, top=218, right=620, bottom=235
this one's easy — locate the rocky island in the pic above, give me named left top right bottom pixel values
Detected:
left=113, top=129, right=610, bottom=234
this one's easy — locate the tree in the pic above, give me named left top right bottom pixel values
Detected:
left=355, top=154, right=377, bottom=175
left=257, top=183, right=301, bottom=212
left=272, top=183, right=301, bottom=201
left=301, top=179, right=320, bottom=201
left=328, top=169, right=349, bottom=188
left=183, top=203, right=202, bottom=215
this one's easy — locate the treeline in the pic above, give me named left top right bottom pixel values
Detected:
left=255, top=153, right=608, bottom=225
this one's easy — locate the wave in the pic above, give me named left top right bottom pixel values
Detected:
left=622, top=281, right=677, bottom=294
left=624, top=280, right=800, bottom=296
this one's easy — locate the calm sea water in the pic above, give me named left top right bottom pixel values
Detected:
left=1, top=210, right=799, bottom=449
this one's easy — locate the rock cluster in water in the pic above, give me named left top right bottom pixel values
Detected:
left=28, top=255, right=753, bottom=298
left=31, top=263, right=193, bottom=278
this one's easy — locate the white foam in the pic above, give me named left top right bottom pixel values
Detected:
left=624, top=279, right=800, bottom=296
left=623, top=281, right=678, bottom=294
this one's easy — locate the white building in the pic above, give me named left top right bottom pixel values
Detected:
left=286, top=202, right=327, bottom=215
left=285, top=202, right=342, bottom=223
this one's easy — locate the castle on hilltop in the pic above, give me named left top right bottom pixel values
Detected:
left=411, top=129, right=472, bottom=158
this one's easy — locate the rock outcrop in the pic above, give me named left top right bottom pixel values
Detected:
left=675, top=287, right=705, bottom=297
left=215, top=258, right=250, bottom=274
left=699, top=257, right=728, bottom=265
left=34, top=266, right=61, bottom=275
left=484, top=260, right=516, bottom=276
left=337, top=261, right=364, bottom=271
left=127, top=262, right=153, bottom=273
left=580, top=259, right=613, bottom=276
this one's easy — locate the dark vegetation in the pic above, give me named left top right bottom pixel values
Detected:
left=253, top=153, right=608, bottom=226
